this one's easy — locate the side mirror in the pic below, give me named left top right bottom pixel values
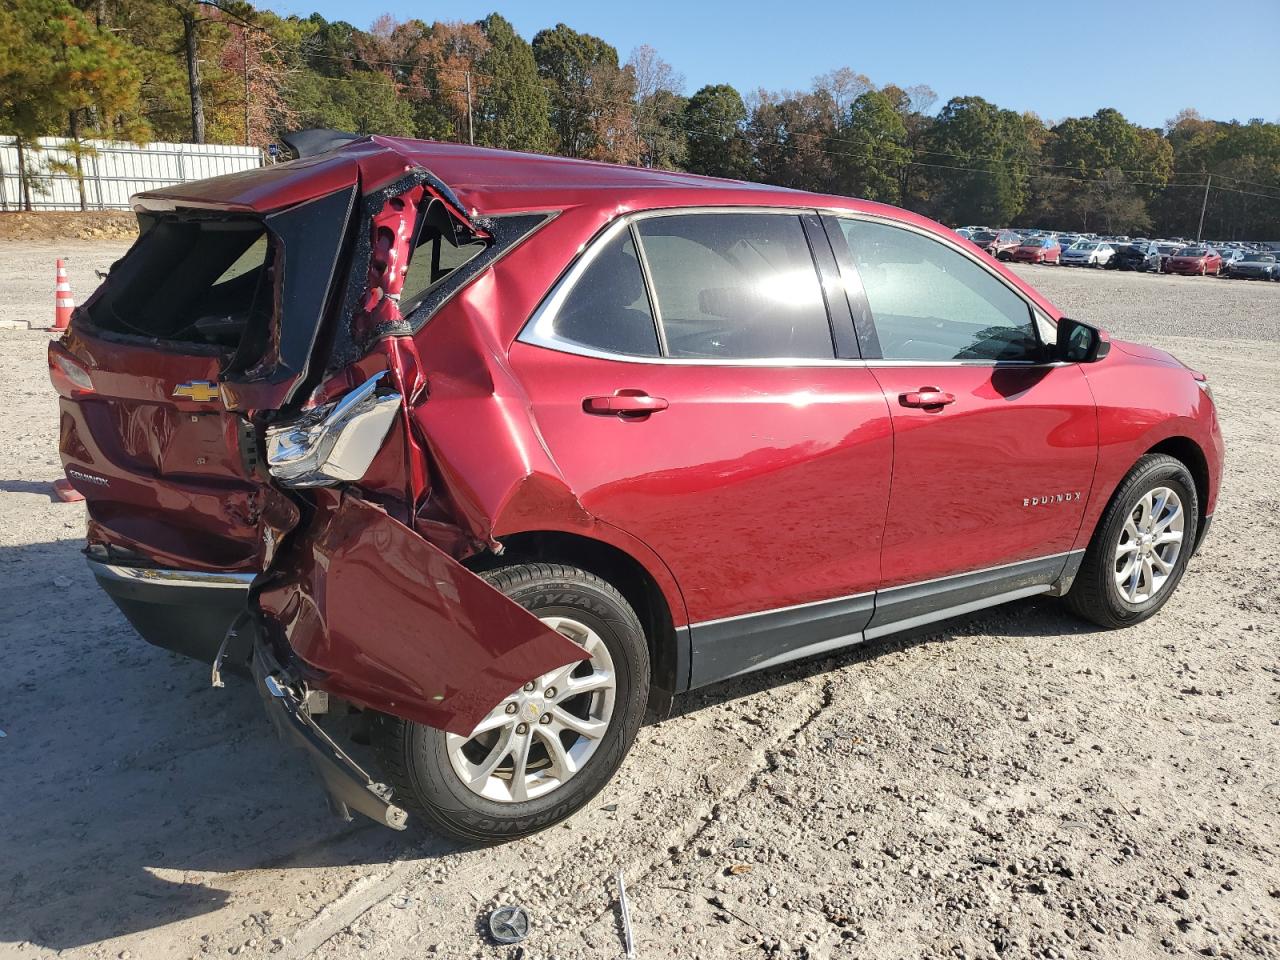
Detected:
left=1056, top=316, right=1111, bottom=363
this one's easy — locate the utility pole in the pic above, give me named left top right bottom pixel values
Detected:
left=242, top=26, right=251, bottom=146
left=1197, top=174, right=1211, bottom=242
left=465, top=72, right=474, bottom=145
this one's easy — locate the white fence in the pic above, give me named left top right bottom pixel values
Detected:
left=0, top=137, right=265, bottom=211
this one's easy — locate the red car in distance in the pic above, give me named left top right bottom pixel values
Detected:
left=50, top=131, right=1224, bottom=842
left=1165, top=247, right=1224, bottom=276
left=1009, top=236, right=1062, bottom=264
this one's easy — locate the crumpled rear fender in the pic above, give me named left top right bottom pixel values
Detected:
left=256, top=493, right=586, bottom=736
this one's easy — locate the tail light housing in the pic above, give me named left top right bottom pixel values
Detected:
left=265, top=372, right=401, bottom=487
left=48, top=342, right=95, bottom=397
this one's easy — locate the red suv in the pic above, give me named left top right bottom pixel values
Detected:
left=51, top=133, right=1224, bottom=842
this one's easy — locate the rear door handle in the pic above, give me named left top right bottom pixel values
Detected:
left=899, top=388, right=956, bottom=408
left=583, top=391, right=669, bottom=417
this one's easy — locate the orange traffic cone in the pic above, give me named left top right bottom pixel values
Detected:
left=52, top=259, right=74, bottom=331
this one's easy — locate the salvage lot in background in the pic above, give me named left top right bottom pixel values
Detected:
left=1, top=241, right=1277, bottom=960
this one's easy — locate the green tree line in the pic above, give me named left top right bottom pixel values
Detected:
left=4, top=0, right=1278, bottom=238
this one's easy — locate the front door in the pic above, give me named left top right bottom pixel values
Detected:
left=825, top=215, right=1098, bottom=632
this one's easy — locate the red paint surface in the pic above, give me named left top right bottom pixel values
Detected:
left=257, top=494, right=586, bottom=735
left=58, top=135, right=1225, bottom=723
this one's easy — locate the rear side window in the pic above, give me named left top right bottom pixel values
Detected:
left=400, top=201, right=487, bottom=309
left=836, top=218, right=1038, bottom=362
left=88, top=218, right=271, bottom=345
left=545, top=228, right=661, bottom=358
left=635, top=213, right=833, bottom=360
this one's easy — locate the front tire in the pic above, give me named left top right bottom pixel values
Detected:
left=1065, top=454, right=1199, bottom=629
left=371, top=563, right=650, bottom=843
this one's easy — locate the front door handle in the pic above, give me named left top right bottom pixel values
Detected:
left=899, top=388, right=956, bottom=408
left=583, top=391, right=669, bottom=417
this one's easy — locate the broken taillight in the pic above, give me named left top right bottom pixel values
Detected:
left=48, top=342, right=94, bottom=396
left=264, top=372, right=401, bottom=487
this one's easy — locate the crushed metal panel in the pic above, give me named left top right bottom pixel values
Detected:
left=256, top=494, right=587, bottom=736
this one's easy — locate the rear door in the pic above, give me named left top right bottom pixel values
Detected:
left=512, top=209, right=893, bottom=687
left=824, top=215, right=1098, bottom=632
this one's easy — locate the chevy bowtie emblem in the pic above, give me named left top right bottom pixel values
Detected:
left=173, top=381, right=222, bottom=402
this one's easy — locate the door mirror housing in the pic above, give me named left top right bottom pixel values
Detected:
left=1056, top=316, right=1111, bottom=363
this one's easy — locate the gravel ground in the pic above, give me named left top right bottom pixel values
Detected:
left=1, top=247, right=1277, bottom=960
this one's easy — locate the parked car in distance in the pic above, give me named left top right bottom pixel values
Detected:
left=1226, top=251, right=1278, bottom=280
left=49, top=130, right=1224, bottom=843
left=1156, top=243, right=1185, bottom=272
left=1057, top=234, right=1082, bottom=251
left=1111, top=241, right=1162, bottom=272
left=971, top=229, right=1023, bottom=260
left=1010, top=236, right=1062, bottom=264
left=1061, top=241, right=1116, bottom=268
left=1216, top=248, right=1245, bottom=274
left=1166, top=246, right=1223, bottom=276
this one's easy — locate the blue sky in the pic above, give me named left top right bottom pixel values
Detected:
left=260, top=1, right=1277, bottom=128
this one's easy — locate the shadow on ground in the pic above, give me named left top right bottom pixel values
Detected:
left=0, top=533, right=1096, bottom=950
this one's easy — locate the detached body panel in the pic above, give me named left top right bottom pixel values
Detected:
left=256, top=494, right=586, bottom=736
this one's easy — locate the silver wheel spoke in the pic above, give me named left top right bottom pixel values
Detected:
left=470, top=725, right=517, bottom=785
left=508, top=732, right=533, bottom=803
left=550, top=706, right=608, bottom=739
left=447, top=612, right=618, bottom=804
left=1114, top=485, right=1185, bottom=604
left=537, top=726, right=578, bottom=780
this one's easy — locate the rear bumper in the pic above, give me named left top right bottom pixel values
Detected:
left=250, top=623, right=409, bottom=830
left=88, top=559, right=252, bottom=664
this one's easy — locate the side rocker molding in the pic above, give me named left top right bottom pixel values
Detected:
left=687, top=551, right=1085, bottom=689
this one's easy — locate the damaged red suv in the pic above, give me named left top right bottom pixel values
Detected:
left=51, top=131, right=1223, bottom=842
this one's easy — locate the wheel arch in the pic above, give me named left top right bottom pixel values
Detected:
left=466, top=530, right=688, bottom=720
left=1144, top=435, right=1210, bottom=549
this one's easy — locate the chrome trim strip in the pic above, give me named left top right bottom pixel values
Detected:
left=876, top=549, right=1083, bottom=594
left=687, top=550, right=1083, bottom=631
left=693, top=588, right=875, bottom=629
left=88, top=560, right=255, bottom=589
left=862, top=585, right=1051, bottom=640
left=516, top=204, right=1060, bottom=367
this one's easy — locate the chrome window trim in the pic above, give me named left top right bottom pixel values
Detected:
left=819, top=207, right=1059, bottom=358
left=517, top=204, right=1064, bottom=368
left=518, top=205, right=846, bottom=366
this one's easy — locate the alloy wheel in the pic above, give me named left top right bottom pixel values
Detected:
left=446, top=615, right=616, bottom=803
left=1114, top=486, right=1185, bottom=603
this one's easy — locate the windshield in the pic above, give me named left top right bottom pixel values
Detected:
left=1180, top=248, right=1208, bottom=257
left=1023, top=239, right=1045, bottom=248
left=1076, top=242, right=1098, bottom=250
left=1243, top=254, right=1275, bottom=262
left=972, top=231, right=998, bottom=242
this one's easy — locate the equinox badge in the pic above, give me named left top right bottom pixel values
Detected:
left=173, top=381, right=221, bottom=402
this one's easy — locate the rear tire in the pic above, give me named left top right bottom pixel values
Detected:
left=1064, top=454, right=1199, bottom=629
left=371, top=563, right=650, bottom=843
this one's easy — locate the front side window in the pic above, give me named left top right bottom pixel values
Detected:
left=634, top=213, right=834, bottom=360
left=835, top=218, right=1040, bottom=362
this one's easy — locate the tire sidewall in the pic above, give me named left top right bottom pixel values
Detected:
left=402, top=571, right=648, bottom=841
left=1094, top=459, right=1199, bottom=625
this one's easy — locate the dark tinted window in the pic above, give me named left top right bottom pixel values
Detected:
left=88, top=217, right=271, bottom=345
left=836, top=218, right=1038, bottom=362
left=401, top=202, right=487, bottom=307
left=549, top=228, right=660, bottom=357
left=634, top=213, right=833, bottom=360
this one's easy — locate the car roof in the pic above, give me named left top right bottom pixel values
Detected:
left=135, top=134, right=912, bottom=225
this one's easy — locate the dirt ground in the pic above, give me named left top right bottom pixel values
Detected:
left=1, top=246, right=1277, bottom=960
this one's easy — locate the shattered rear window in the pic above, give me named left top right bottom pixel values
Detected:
left=88, top=217, right=271, bottom=347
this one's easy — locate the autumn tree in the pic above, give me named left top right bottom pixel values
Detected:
left=0, top=0, right=146, bottom=208
left=684, top=83, right=751, bottom=180
left=474, top=13, right=551, bottom=152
